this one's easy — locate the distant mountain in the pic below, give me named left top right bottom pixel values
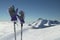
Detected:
left=29, top=18, right=60, bottom=29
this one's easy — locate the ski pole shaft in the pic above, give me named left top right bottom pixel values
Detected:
left=21, top=23, right=23, bottom=40
left=14, top=22, right=16, bottom=40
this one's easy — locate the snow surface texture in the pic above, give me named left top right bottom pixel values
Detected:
left=0, top=19, right=60, bottom=40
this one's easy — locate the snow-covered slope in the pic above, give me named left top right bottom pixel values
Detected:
left=22, top=25, right=60, bottom=40
left=0, top=20, right=60, bottom=40
left=0, top=21, right=31, bottom=40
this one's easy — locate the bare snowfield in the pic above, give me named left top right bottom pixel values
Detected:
left=0, top=21, right=60, bottom=40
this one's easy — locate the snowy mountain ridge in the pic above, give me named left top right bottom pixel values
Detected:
left=29, top=18, right=60, bottom=28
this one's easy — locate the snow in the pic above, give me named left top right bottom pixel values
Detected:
left=0, top=20, right=60, bottom=40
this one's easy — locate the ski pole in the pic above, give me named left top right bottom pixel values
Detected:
left=21, top=23, right=23, bottom=40
left=14, top=22, right=16, bottom=40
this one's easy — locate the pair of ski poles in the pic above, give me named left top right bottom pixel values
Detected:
left=14, top=21, right=23, bottom=40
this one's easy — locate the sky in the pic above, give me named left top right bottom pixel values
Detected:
left=0, top=0, right=60, bottom=23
